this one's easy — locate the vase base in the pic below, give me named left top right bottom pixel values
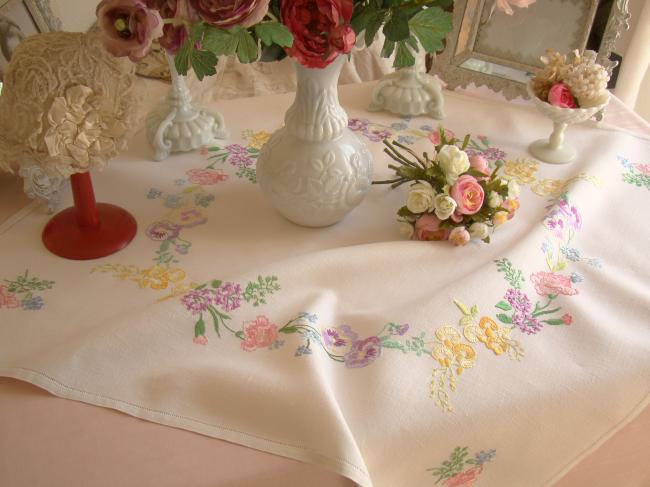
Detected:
left=42, top=203, right=137, bottom=260
left=369, top=69, right=445, bottom=119
left=528, top=139, right=576, bottom=164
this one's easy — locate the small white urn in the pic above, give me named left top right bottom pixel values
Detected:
left=257, top=56, right=373, bottom=227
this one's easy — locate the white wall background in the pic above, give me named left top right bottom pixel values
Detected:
left=49, top=0, right=650, bottom=121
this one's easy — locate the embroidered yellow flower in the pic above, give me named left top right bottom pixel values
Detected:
left=532, top=178, right=567, bottom=197
left=464, top=317, right=512, bottom=356
left=243, top=130, right=271, bottom=150
left=504, top=159, right=538, bottom=184
left=136, top=265, right=187, bottom=290
left=432, top=326, right=476, bottom=374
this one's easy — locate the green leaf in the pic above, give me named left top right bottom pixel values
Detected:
left=234, top=28, right=259, bottom=63
left=406, top=34, right=419, bottom=52
left=393, top=41, right=415, bottom=68
left=254, top=21, right=293, bottom=47
left=381, top=39, right=395, bottom=58
left=495, top=300, right=512, bottom=311
left=191, top=50, right=218, bottom=81
left=496, top=313, right=513, bottom=324
left=544, top=318, right=566, bottom=326
left=383, top=9, right=410, bottom=42
left=397, top=206, right=416, bottom=218
left=174, top=42, right=192, bottom=76
left=408, top=7, right=452, bottom=53
left=202, top=27, right=238, bottom=56
left=365, top=11, right=387, bottom=47
left=194, top=317, right=206, bottom=337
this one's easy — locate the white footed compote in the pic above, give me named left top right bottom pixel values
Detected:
left=146, top=54, right=228, bottom=161
left=369, top=66, right=445, bottom=119
left=257, top=55, right=373, bottom=227
left=527, top=82, right=609, bottom=165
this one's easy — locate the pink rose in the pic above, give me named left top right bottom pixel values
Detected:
left=530, top=272, right=578, bottom=296
left=0, top=285, right=20, bottom=309
left=443, top=466, right=483, bottom=487
left=496, top=0, right=536, bottom=15
left=548, top=83, right=578, bottom=109
left=415, top=214, right=449, bottom=241
left=450, top=210, right=464, bottom=223
left=469, top=154, right=490, bottom=175
left=189, top=0, right=269, bottom=28
left=186, top=168, right=228, bottom=185
left=448, top=226, right=470, bottom=246
left=428, top=128, right=455, bottom=146
left=502, top=198, right=520, bottom=220
left=282, top=0, right=355, bottom=68
left=241, top=315, right=279, bottom=351
left=450, top=175, right=485, bottom=215
left=96, top=0, right=162, bottom=62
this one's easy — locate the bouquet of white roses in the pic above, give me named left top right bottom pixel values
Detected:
left=375, top=131, right=520, bottom=246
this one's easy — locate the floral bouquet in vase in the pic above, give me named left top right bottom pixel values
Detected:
left=375, top=131, right=520, bottom=246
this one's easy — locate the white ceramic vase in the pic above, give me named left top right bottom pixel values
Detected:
left=146, top=54, right=228, bottom=161
left=527, top=83, right=609, bottom=164
left=257, top=56, right=373, bottom=227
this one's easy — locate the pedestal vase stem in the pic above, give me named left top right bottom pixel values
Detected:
left=71, top=172, right=100, bottom=228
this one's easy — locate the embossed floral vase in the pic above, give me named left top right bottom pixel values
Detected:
left=256, top=56, right=373, bottom=227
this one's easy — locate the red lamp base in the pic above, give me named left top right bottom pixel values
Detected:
left=42, top=203, right=137, bottom=260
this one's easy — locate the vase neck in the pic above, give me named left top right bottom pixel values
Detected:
left=285, top=56, right=348, bottom=142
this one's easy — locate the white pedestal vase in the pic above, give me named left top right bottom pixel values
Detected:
left=146, top=54, right=228, bottom=161
left=256, top=56, right=373, bottom=227
left=369, top=66, right=445, bottom=119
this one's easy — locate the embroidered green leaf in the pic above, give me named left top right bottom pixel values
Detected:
left=195, top=317, right=206, bottom=337
left=544, top=318, right=566, bottom=325
left=254, top=21, right=293, bottom=47
left=495, top=258, right=525, bottom=289
left=5, top=271, right=54, bottom=294
left=244, top=275, right=280, bottom=306
left=496, top=313, right=513, bottom=324
left=211, top=280, right=222, bottom=289
left=533, top=307, right=561, bottom=317
left=208, top=307, right=221, bottom=337
left=453, top=299, right=471, bottom=316
left=408, top=7, right=452, bottom=53
left=470, top=304, right=479, bottom=316
left=427, top=446, right=469, bottom=483
left=380, top=338, right=407, bottom=352
left=495, top=300, right=512, bottom=311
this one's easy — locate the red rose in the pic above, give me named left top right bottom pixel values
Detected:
left=281, top=0, right=355, bottom=69
left=547, top=83, right=578, bottom=109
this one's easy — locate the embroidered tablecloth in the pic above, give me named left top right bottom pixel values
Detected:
left=1, top=81, right=649, bottom=487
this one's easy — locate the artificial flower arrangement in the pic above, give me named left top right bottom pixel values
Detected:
left=374, top=131, right=520, bottom=246
left=530, top=48, right=610, bottom=109
left=95, top=0, right=456, bottom=78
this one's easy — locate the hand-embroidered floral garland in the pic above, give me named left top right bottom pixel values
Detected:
left=0, top=271, right=55, bottom=311
left=619, top=155, right=650, bottom=191
left=427, top=447, right=496, bottom=486
left=201, top=130, right=272, bottom=183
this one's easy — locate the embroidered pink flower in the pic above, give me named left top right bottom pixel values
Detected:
left=146, top=220, right=181, bottom=241
left=443, top=466, right=483, bottom=487
left=181, top=288, right=215, bottom=314
left=193, top=335, right=209, bottom=345
left=634, top=163, right=650, bottom=175
left=562, top=313, right=573, bottom=325
left=241, top=315, right=279, bottom=351
left=415, top=214, right=449, bottom=241
left=530, top=272, right=579, bottom=296
left=449, top=226, right=471, bottom=246
left=0, top=285, right=20, bottom=309
left=186, top=168, right=228, bottom=185
left=495, top=0, right=536, bottom=15
left=548, top=83, right=578, bottom=108
left=428, top=128, right=455, bottom=146
left=450, top=175, right=485, bottom=215
left=344, top=336, right=382, bottom=368
left=469, top=154, right=490, bottom=175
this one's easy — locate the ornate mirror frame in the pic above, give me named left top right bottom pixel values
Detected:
left=23, top=0, right=61, bottom=32
left=433, top=0, right=630, bottom=100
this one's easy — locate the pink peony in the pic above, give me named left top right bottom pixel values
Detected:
left=548, top=83, right=578, bottom=109
left=448, top=226, right=470, bottom=246
left=496, top=0, right=536, bottom=15
left=186, top=168, right=228, bottom=185
left=0, top=285, right=20, bottom=309
left=530, top=272, right=579, bottom=296
left=415, top=214, right=449, bottom=241
left=282, top=0, right=355, bottom=69
left=450, top=175, right=485, bottom=215
left=96, top=0, right=162, bottom=62
left=241, top=315, right=279, bottom=351
left=469, top=154, right=490, bottom=175
left=189, top=0, right=270, bottom=28
left=443, top=466, right=483, bottom=487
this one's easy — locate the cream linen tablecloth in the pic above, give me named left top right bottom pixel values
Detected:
left=1, top=80, right=649, bottom=487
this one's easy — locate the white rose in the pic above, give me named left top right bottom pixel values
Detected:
left=488, top=191, right=503, bottom=208
left=406, top=181, right=436, bottom=214
left=508, top=180, right=520, bottom=198
left=433, top=194, right=457, bottom=220
left=437, top=145, right=470, bottom=183
left=469, top=222, right=489, bottom=240
left=399, top=221, right=415, bottom=239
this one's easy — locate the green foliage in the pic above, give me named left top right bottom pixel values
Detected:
left=175, top=23, right=217, bottom=80
left=244, top=275, right=281, bottom=306
left=5, top=271, right=54, bottom=294
left=254, top=21, right=293, bottom=47
left=427, top=446, right=470, bottom=483
left=408, top=7, right=452, bottom=53
left=393, top=40, right=416, bottom=68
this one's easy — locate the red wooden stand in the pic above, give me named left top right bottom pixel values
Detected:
left=42, top=172, right=137, bottom=260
